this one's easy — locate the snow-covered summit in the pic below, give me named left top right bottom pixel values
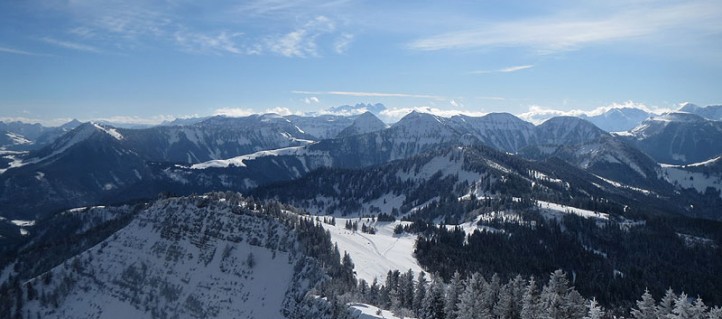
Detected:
left=677, top=103, right=722, bottom=121
left=337, top=112, right=387, bottom=138
left=536, top=116, right=608, bottom=146
left=648, top=112, right=707, bottom=123
left=390, top=111, right=453, bottom=136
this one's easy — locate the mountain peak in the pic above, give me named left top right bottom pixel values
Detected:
left=540, top=116, right=597, bottom=127
left=337, top=112, right=386, bottom=138
left=536, top=116, right=608, bottom=145
left=675, top=103, right=722, bottom=121
left=678, top=102, right=700, bottom=112
left=395, top=110, right=444, bottom=125
left=652, top=112, right=706, bottom=123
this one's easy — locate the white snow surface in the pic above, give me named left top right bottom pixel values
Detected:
left=92, top=123, right=124, bottom=140
left=593, top=175, right=653, bottom=195
left=23, top=197, right=303, bottom=319
left=321, top=217, right=423, bottom=283
left=662, top=166, right=722, bottom=198
left=191, top=146, right=308, bottom=169
left=536, top=200, right=609, bottom=221
left=349, top=303, right=415, bottom=319
left=10, top=219, right=35, bottom=227
left=6, top=132, right=31, bottom=145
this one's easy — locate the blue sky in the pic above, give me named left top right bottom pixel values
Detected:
left=1, top=0, right=721, bottom=125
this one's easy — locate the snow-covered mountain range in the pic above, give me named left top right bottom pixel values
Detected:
left=1, top=103, right=722, bottom=319
left=2, top=107, right=721, bottom=220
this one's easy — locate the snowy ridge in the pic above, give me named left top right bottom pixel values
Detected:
left=191, top=146, right=310, bottom=169
left=536, top=200, right=609, bottom=221
left=337, top=112, right=387, bottom=138
left=593, top=175, right=653, bottom=196
left=20, top=195, right=323, bottom=319
left=685, top=156, right=722, bottom=167
left=92, top=123, right=124, bottom=140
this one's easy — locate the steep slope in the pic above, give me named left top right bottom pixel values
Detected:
left=119, top=114, right=315, bottom=164
left=0, top=123, right=156, bottom=219
left=0, top=120, right=82, bottom=151
left=0, top=121, right=46, bottom=142
left=253, top=144, right=704, bottom=221
left=678, top=103, right=722, bottom=121
left=523, top=135, right=666, bottom=191
left=285, top=114, right=354, bottom=140
left=535, top=116, right=609, bottom=146
left=625, top=112, right=722, bottom=164
left=337, top=112, right=387, bottom=138
left=5, top=194, right=329, bottom=319
left=662, top=156, right=722, bottom=198
left=191, top=111, right=467, bottom=173
left=0, top=131, right=32, bottom=150
left=448, top=113, right=536, bottom=153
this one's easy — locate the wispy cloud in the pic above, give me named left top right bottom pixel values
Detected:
left=266, top=16, right=336, bottom=57
left=379, top=106, right=486, bottom=122
left=408, top=1, right=722, bottom=53
left=171, top=15, right=345, bottom=57
left=0, top=46, right=46, bottom=57
left=174, top=31, right=248, bottom=55
left=213, top=106, right=303, bottom=117
left=0, top=114, right=186, bottom=127
left=41, top=37, right=101, bottom=53
left=213, top=107, right=257, bottom=117
left=292, top=90, right=444, bottom=100
left=473, top=65, right=533, bottom=74
left=38, top=2, right=351, bottom=58
left=517, top=101, right=675, bottom=124
left=304, top=96, right=320, bottom=104
left=334, top=33, right=354, bottom=54
left=0, top=116, right=74, bottom=127
left=264, top=107, right=304, bottom=116
left=500, top=65, right=533, bottom=73
left=234, top=0, right=352, bottom=17
left=476, top=96, right=506, bottom=101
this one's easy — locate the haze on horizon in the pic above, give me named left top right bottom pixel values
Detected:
left=1, top=0, right=721, bottom=126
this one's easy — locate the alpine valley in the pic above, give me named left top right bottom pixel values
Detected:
left=1, top=103, right=722, bottom=319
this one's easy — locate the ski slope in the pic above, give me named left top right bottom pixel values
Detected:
left=321, top=217, right=424, bottom=283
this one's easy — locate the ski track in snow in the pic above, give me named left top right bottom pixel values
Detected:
left=321, top=218, right=423, bottom=283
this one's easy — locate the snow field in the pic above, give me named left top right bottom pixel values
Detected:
left=321, top=217, right=424, bottom=283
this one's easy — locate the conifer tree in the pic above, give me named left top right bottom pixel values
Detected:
left=690, top=297, right=707, bottom=319
left=584, top=298, right=604, bottom=319
left=368, top=279, right=380, bottom=305
left=521, top=277, right=539, bottom=319
left=540, top=270, right=570, bottom=319
left=631, top=289, right=657, bottom=319
left=414, top=272, right=428, bottom=317
left=444, top=272, right=464, bottom=319
left=564, top=290, right=587, bottom=319
left=456, top=273, right=483, bottom=319
left=494, top=283, right=514, bottom=319
left=484, top=273, right=501, bottom=316
left=400, top=270, right=415, bottom=309
left=671, top=293, right=692, bottom=319
left=657, top=289, right=678, bottom=319
left=708, top=306, right=722, bottom=319
left=421, top=279, right=446, bottom=319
